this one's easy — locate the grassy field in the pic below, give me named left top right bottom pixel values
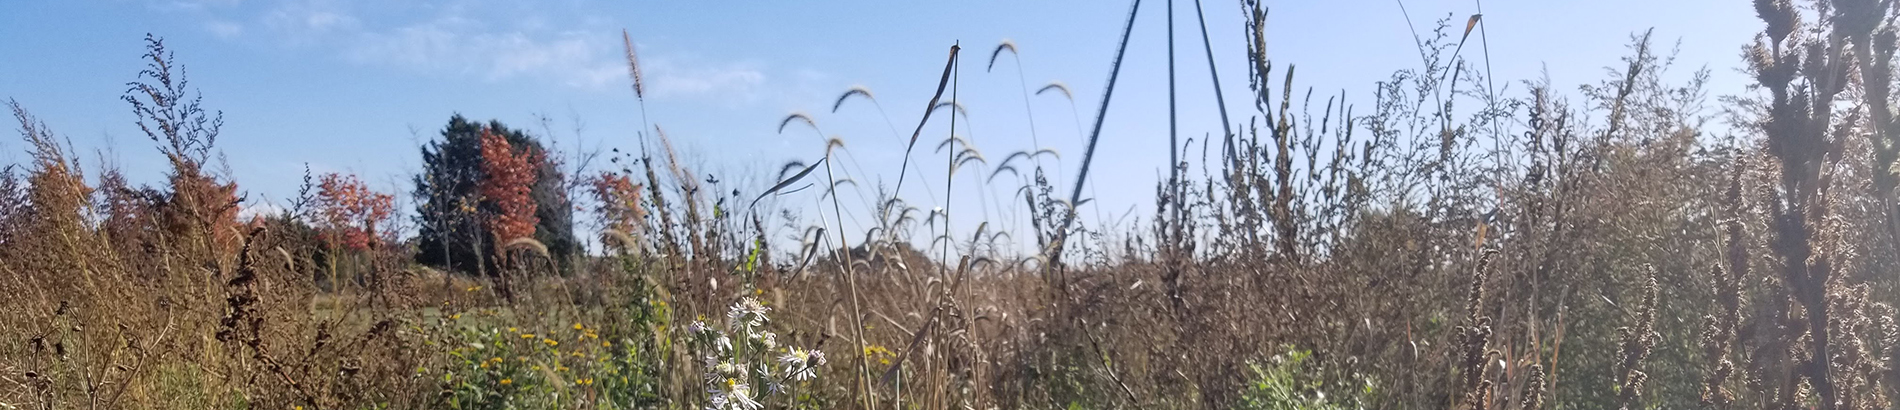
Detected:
left=10, top=0, right=1900, bottom=409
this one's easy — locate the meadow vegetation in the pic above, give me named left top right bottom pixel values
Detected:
left=9, top=0, right=1900, bottom=409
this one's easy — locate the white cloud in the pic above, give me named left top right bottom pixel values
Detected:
left=238, top=201, right=287, bottom=220
left=205, top=20, right=244, bottom=38
left=150, top=0, right=245, bottom=12
left=643, top=57, right=767, bottom=102
left=337, top=18, right=624, bottom=89
left=160, top=0, right=781, bottom=94
left=247, top=1, right=624, bottom=89
left=260, top=0, right=359, bottom=44
left=302, top=11, right=349, bottom=31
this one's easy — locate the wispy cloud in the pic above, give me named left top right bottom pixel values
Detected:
left=642, top=56, right=767, bottom=103
left=165, top=0, right=624, bottom=89
left=339, top=15, right=623, bottom=89
left=204, top=20, right=244, bottom=39
left=237, top=201, right=286, bottom=220
left=151, top=0, right=245, bottom=12
left=154, top=0, right=805, bottom=97
left=259, top=0, right=359, bottom=44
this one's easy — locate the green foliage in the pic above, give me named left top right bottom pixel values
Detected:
left=1238, top=348, right=1368, bottom=410
left=607, top=252, right=671, bottom=408
left=433, top=312, right=653, bottom=409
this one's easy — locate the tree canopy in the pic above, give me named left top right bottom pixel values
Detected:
left=413, top=115, right=576, bottom=276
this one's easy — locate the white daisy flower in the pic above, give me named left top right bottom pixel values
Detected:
left=779, top=348, right=820, bottom=380
left=725, top=379, right=761, bottom=410
left=753, top=330, right=778, bottom=350
left=728, top=297, right=769, bottom=331
left=713, top=360, right=745, bottom=379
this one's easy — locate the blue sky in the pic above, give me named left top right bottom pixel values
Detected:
left=0, top=0, right=1758, bottom=250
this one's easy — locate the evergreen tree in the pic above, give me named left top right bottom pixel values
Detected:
left=414, top=115, right=576, bottom=276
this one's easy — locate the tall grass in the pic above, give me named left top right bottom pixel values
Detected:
left=10, top=1, right=1900, bottom=409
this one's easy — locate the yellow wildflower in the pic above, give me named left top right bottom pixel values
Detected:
left=544, top=338, right=559, bottom=347
left=499, top=378, right=512, bottom=385
left=521, top=334, right=536, bottom=339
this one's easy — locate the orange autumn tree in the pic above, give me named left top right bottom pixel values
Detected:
left=12, top=101, right=95, bottom=278
left=587, top=171, right=645, bottom=244
left=478, top=127, right=540, bottom=261
left=310, top=172, right=396, bottom=251
left=306, top=171, right=396, bottom=292
left=415, top=116, right=580, bottom=277
left=165, top=164, right=241, bottom=254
